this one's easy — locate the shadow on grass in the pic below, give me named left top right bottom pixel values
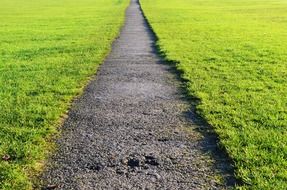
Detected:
left=138, top=0, right=242, bottom=187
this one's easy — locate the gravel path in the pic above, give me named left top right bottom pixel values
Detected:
left=41, top=0, right=235, bottom=189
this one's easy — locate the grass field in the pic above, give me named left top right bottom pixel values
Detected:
left=140, top=0, right=287, bottom=189
left=0, top=0, right=129, bottom=189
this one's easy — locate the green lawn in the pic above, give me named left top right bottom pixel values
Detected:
left=0, top=0, right=129, bottom=189
left=140, top=0, right=287, bottom=189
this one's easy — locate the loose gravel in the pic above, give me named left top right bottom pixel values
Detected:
left=41, top=0, right=235, bottom=189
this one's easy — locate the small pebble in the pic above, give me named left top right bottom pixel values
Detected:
left=2, top=154, right=11, bottom=161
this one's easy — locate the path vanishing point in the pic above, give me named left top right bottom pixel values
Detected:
left=42, top=0, right=235, bottom=189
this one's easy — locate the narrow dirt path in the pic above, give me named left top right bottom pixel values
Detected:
left=42, top=0, right=234, bottom=189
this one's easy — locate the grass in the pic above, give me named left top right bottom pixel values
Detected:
left=140, top=0, right=287, bottom=189
left=0, top=0, right=129, bottom=189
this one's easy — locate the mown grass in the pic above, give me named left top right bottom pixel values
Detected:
left=140, top=0, right=287, bottom=189
left=0, top=0, right=129, bottom=189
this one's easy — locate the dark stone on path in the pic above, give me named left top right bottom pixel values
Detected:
left=87, top=162, right=104, bottom=171
left=158, top=137, right=169, bottom=142
left=144, top=155, right=160, bottom=166
left=128, top=158, right=140, bottom=168
left=43, top=184, right=58, bottom=190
